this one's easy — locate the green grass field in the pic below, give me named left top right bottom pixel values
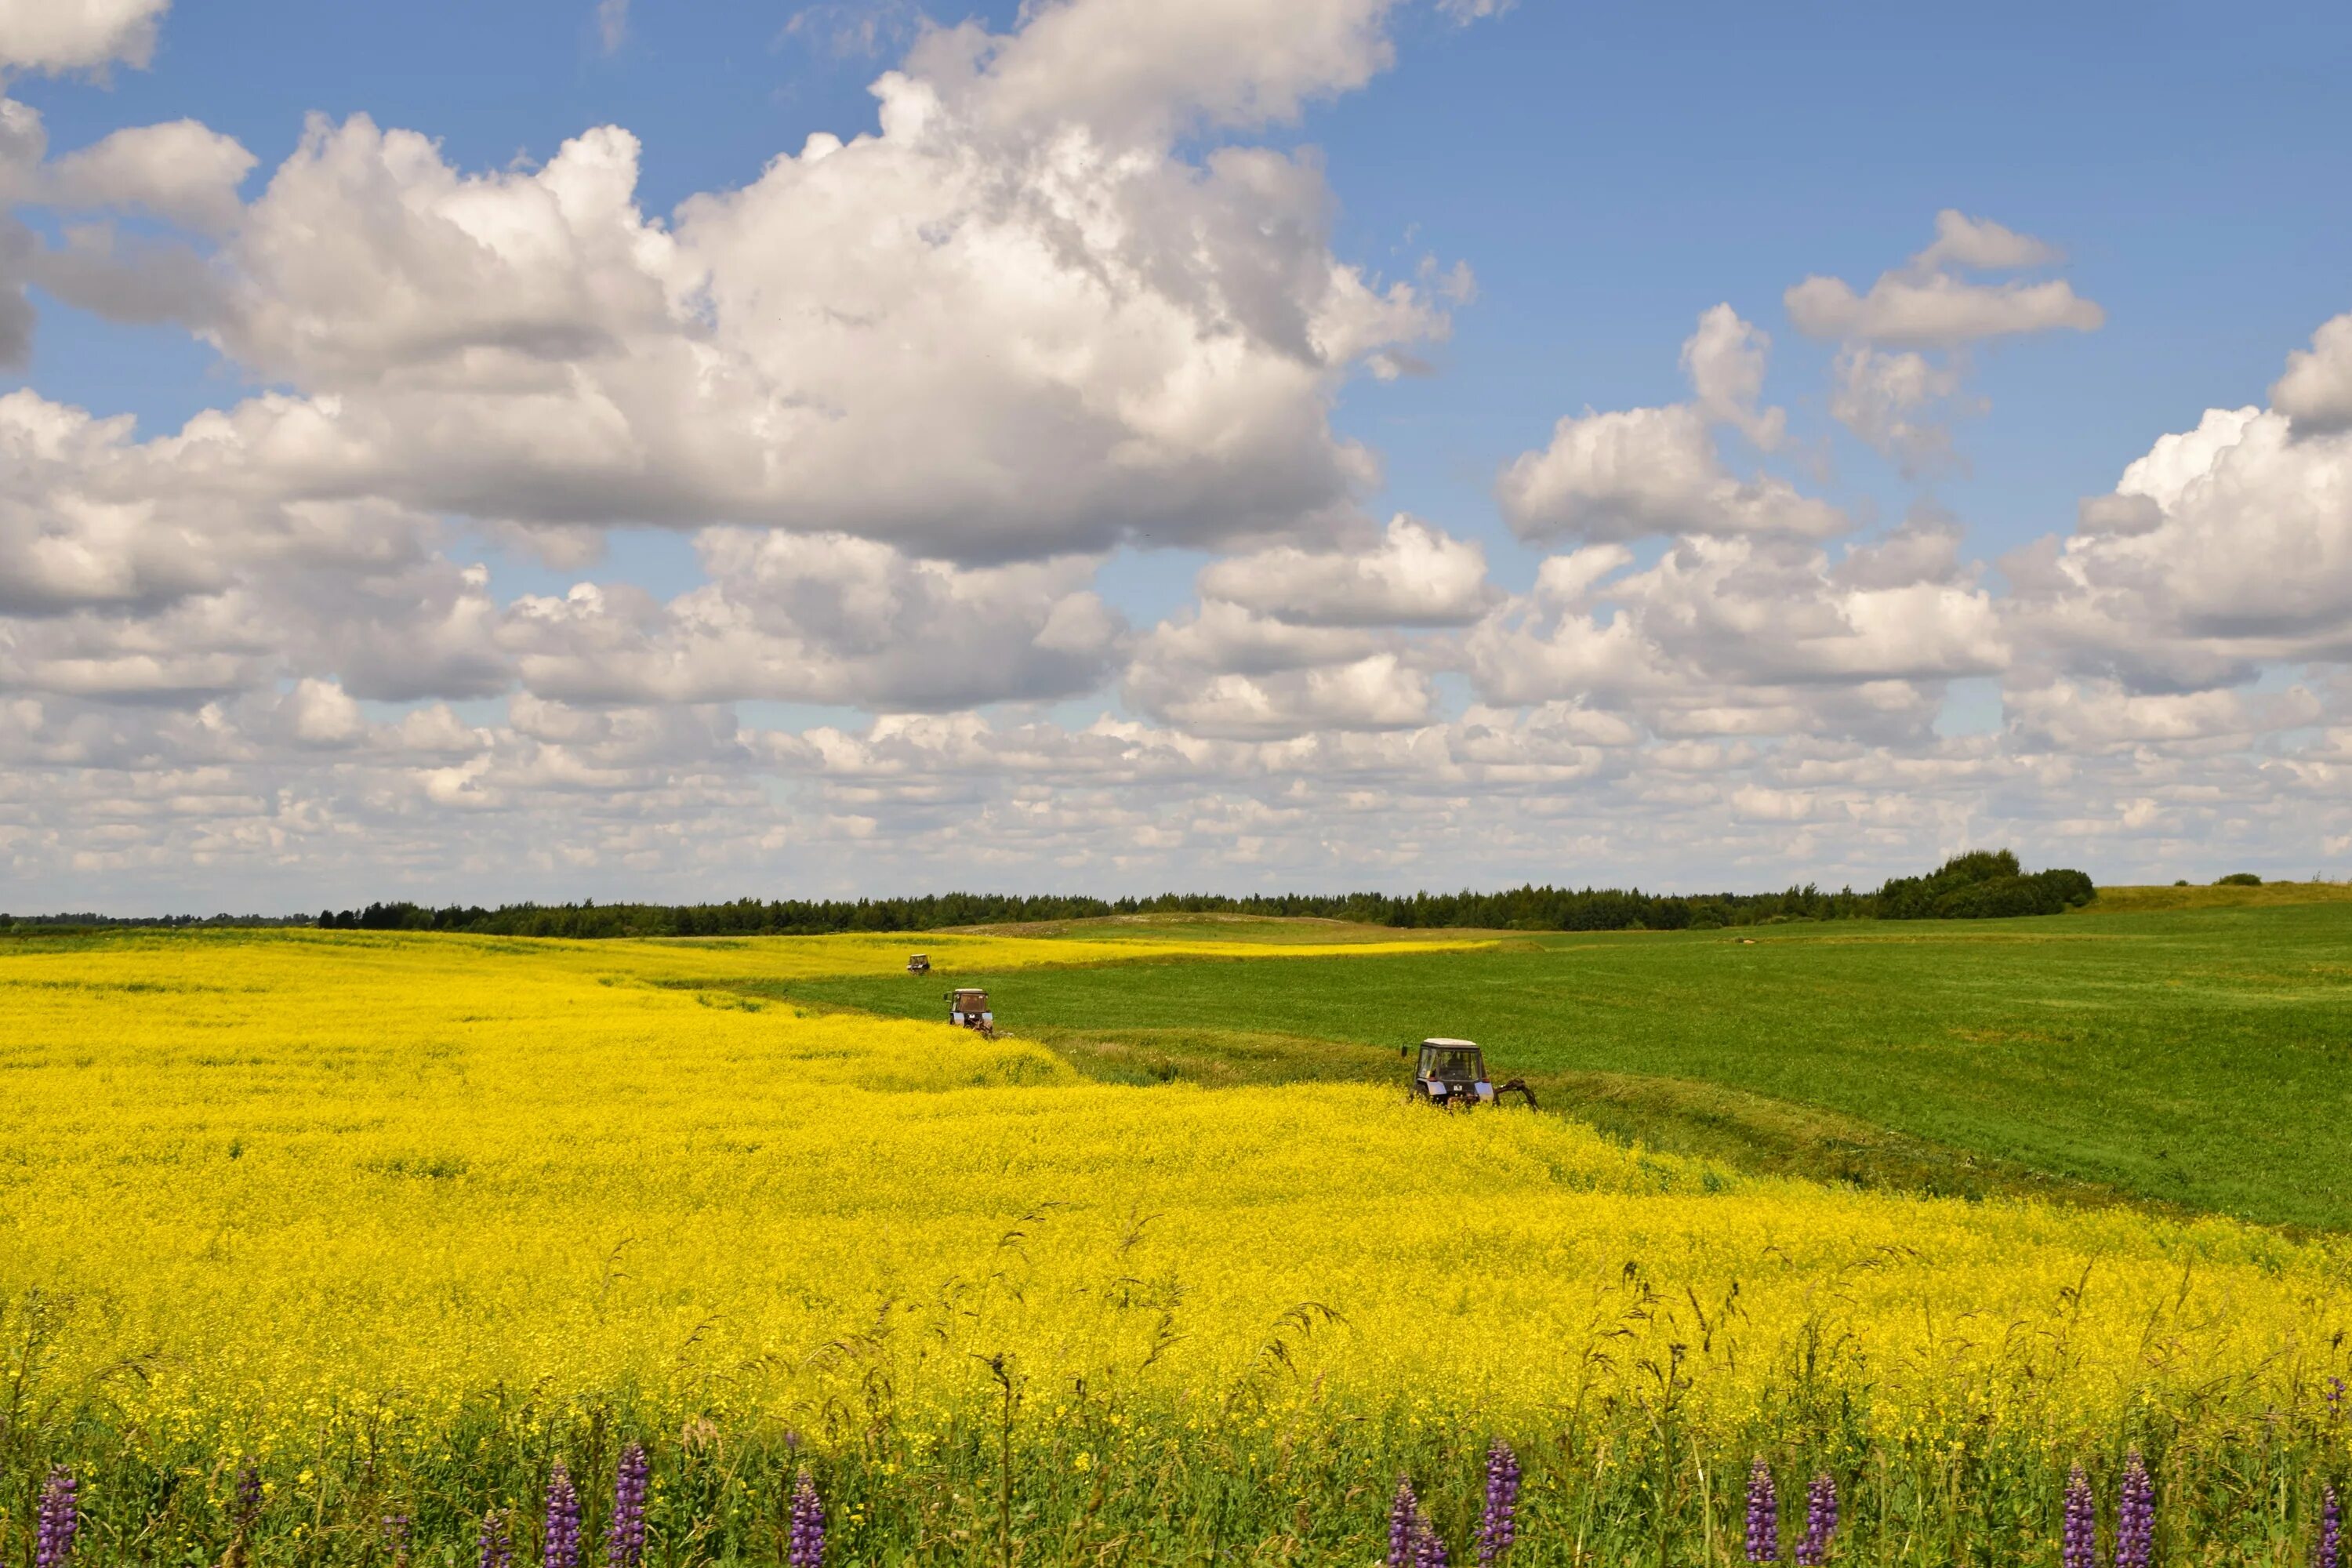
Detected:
left=760, top=896, right=2352, bottom=1230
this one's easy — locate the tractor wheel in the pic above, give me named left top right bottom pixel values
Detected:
left=1495, top=1079, right=1539, bottom=1110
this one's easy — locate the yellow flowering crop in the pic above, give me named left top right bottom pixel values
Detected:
left=2, top=929, right=2340, bottom=1450
left=1, top=925, right=2346, bottom=1568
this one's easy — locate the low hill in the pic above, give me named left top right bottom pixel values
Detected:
left=2077, top=880, right=2352, bottom=914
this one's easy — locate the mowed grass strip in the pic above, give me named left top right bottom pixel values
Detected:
left=771, top=902, right=2352, bottom=1230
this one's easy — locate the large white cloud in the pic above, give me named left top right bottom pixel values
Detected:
left=1680, top=302, right=1784, bottom=449
left=2005, top=678, right=2319, bottom=753
left=0, top=93, right=250, bottom=362
left=1498, top=404, right=1845, bottom=544
left=1124, top=514, right=1492, bottom=739
left=1124, top=597, right=1431, bottom=739
left=1497, top=307, right=1839, bottom=545
left=120, top=0, right=1452, bottom=567
left=1787, top=271, right=2102, bottom=347
left=2272, top=313, right=2352, bottom=435
left=1464, top=523, right=2005, bottom=742
left=46, top=117, right=253, bottom=231
left=0, top=0, right=169, bottom=76
left=2009, top=402, right=2352, bottom=689
left=505, top=532, right=1124, bottom=711
left=1196, top=514, right=1494, bottom=626
left=910, top=0, right=1410, bottom=141
left=1785, top=209, right=2103, bottom=349
left=0, top=383, right=509, bottom=702
left=0, top=390, right=217, bottom=615
left=0, top=2, right=178, bottom=361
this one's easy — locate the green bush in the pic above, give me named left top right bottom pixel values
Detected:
left=2215, top=873, right=2262, bottom=887
left=1876, top=851, right=2095, bottom=920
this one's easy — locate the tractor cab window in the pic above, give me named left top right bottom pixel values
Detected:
left=1421, top=1047, right=1481, bottom=1082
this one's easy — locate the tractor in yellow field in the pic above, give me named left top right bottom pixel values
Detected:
left=1405, top=1037, right=1537, bottom=1109
left=947, top=987, right=995, bottom=1037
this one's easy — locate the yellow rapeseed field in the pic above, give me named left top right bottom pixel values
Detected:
left=1, top=927, right=2345, bottom=1562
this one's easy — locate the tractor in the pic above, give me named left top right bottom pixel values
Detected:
left=1406, top=1037, right=1537, bottom=1109
left=947, top=987, right=995, bottom=1036
left=906, top=953, right=931, bottom=974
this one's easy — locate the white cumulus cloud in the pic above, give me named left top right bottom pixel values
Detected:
left=2272, top=312, right=2352, bottom=435
left=164, top=57, right=1446, bottom=563
left=1497, top=307, right=1838, bottom=545
left=47, top=118, right=256, bottom=232
left=0, top=0, right=169, bottom=75
left=1785, top=209, right=2103, bottom=349
left=504, top=532, right=1126, bottom=711
left=1196, top=514, right=1495, bottom=627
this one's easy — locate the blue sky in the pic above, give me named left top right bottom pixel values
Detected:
left=3, top=0, right=2350, bottom=909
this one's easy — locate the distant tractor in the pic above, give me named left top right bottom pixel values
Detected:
left=1407, top=1037, right=1537, bottom=1109
left=907, top=953, right=931, bottom=974
left=947, top=987, right=995, bottom=1036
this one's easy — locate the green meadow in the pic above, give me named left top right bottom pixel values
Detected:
left=766, top=892, right=2352, bottom=1231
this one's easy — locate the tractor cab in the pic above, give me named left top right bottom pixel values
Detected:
left=906, top=953, right=931, bottom=974
left=1410, top=1038, right=1538, bottom=1109
left=1415, top=1038, right=1494, bottom=1105
left=947, top=988, right=993, bottom=1033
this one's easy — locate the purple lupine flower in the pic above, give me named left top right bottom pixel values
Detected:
left=2114, top=1450, right=2154, bottom=1568
left=234, top=1460, right=263, bottom=1529
left=606, top=1443, right=649, bottom=1568
left=2063, top=1466, right=2099, bottom=1568
left=2329, top=1378, right=2347, bottom=1420
left=1478, top=1439, right=1521, bottom=1566
left=1794, top=1472, right=1837, bottom=1566
left=384, top=1513, right=413, bottom=1568
left=1414, top=1516, right=1450, bottom=1568
left=543, top=1462, right=583, bottom=1568
left=36, top=1466, right=78, bottom=1568
left=2318, top=1486, right=2340, bottom=1568
left=1746, top=1456, right=1779, bottom=1563
left=480, top=1509, right=514, bottom=1568
left=786, top=1472, right=825, bottom=1568
left=1389, top=1479, right=1421, bottom=1568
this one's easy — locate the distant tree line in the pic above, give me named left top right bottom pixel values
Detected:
left=314, top=893, right=1118, bottom=937
left=303, top=850, right=2092, bottom=937
left=0, top=911, right=311, bottom=935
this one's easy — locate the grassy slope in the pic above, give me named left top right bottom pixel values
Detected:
left=769, top=904, right=2352, bottom=1229
left=2078, top=880, right=2352, bottom=913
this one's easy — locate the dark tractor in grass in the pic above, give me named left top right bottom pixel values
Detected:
left=947, top=987, right=995, bottom=1037
left=1406, top=1037, right=1537, bottom=1109
left=906, top=953, right=931, bottom=974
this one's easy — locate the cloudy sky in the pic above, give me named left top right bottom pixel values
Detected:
left=4, top=0, right=2350, bottom=912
